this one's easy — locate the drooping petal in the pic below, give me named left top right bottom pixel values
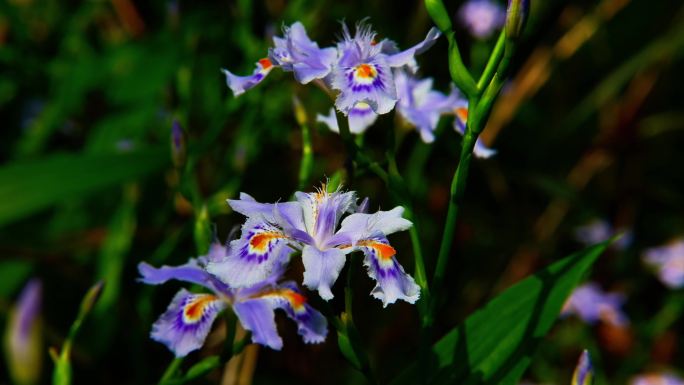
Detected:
left=384, top=27, right=441, bottom=68
left=232, top=299, right=283, bottom=350
left=222, top=58, right=275, bottom=96
left=268, top=22, right=337, bottom=84
left=150, top=289, right=226, bottom=357
left=336, top=206, right=412, bottom=246
left=562, top=283, right=629, bottom=327
left=453, top=107, right=497, bottom=159
left=348, top=102, right=379, bottom=133
left=630, top=373, right=684, bottom=385
left=301, top=245, right=347, bottom=300
left=137, top=259, right=229, bottom=295
left=358, top=237, right=420, bottom=306
left=316, top=108, right=340, bottom=133
left=643, top=240, right=684, bottom=289
left=248, top=282, right=327, bottom=344
left=206, top=219, right=293, bottom=288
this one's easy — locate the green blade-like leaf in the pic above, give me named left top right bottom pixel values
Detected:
left=391, top=241, right=611, bottom=385
left=0, top=149, right=167, bottom=228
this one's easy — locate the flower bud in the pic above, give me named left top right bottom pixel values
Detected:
left=171, top=120, right=187, bottom=168
left=572, top=350, right=594, bottom=385
left=505, top=0, right=529, bottom=40
left=4, top=279, right=42, bottom=385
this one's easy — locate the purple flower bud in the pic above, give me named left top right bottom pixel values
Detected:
left=4, top=279, right=43, bottom=385
left=571, top=350, right=594, bottom=385
left=171, top=120, right=187, bottom=168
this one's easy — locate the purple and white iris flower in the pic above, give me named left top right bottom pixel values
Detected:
left=453, top=106, right=497, bottom=158
left=630, top=374, right=684, bottom=385
left=561, top=282, right=629, bottom=327
left=223, top=22, right=337, bottom=96
left=458, top=0, right=506, bottom=39
left=395, top=70, right=465, bottom=142
left=138, top=244, right=327, bottom=356
left=643, top=239, right=684, bottom=289
left=331, top=22, right=440, bottom=126
left=206, top=185, right=420, bottom=307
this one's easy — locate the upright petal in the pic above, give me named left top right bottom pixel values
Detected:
left=301, top=245, right=347, bottom=300
left=150, top=289, right=226, bottom=357
left=222, top=58, right=275, bottom=96
left=206, top=219, right=293, bottom=288
left=358, top=237, right=420, bottom=306
left=385, top=28, right=441, bottom=68
left=295, top=188, right=356, bottom=246
left=232, top=299, right=283, bottom=350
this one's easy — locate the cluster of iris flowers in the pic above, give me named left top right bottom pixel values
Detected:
left=139, top=184, right=417, bottom=356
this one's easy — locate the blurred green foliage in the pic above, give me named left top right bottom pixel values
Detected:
left=0, top=0, right=683, bottom=384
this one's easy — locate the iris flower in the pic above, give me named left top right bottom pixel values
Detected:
left=138, top=244, right=327, bottom=356
left=223, top=22, right=337, bottom=96
left=561, top=282, right=628, bottom=327
left=206, top=185, right=420, bottom=307
left=643, top=239, right=684, bottom=289
left=571, top=350, right=593, bottom=385
left=630, top=374, right=684, bottom=385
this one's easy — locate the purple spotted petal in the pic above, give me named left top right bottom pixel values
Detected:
left=248, top=281, right=327, bottom=344
left=222, top=58, right=275, bottom=96
left=384, top=27, right=441, bottom=68
left=232, top=299, right=283, bottom=350
left=358, top=237, right=420, bottom=306
left=333, top=57, right=397, bottom=115
left=301, top=245, right=348, bottom=300
left=348, top=102, right=379, bottom=133
left=206, top=219, right=293, bottom=288
left=151, top=289, right=226, bottom=357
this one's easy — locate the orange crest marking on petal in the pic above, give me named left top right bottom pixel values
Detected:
left=249, top=232, right=285, bottom=253
left=355, top=63, right=377, bottom=79
left=455, top=107, right=469, bottom=123
left=258, top=58, right=273, bottom=70
left=283, top=290, right=307, bottom=310
left=359, top=240, right=396, bottom=260
left=183, top=294, right=217, bottom=323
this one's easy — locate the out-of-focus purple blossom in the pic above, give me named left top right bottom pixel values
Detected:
left=574, top=219, right=632, bottom=250
left=453, top=107, right=497, bottom=158
left=630, top=373, right=684, bottom=385
left=458, top=0, right=506, bottom=39
left=561, top=282, right=629, bottom=327
left=207, top=184, right=419, bottom=306
left=395, top=70, right=465, bottom=143
left=643, top=239, right=684, bottom=289
left=4, top=279, right=42, bottom=385
left=170, top=120, right=187, bottom=168
left=138, top=244, right=327, bottom=356
left=571, top=350, right=593, bottom=385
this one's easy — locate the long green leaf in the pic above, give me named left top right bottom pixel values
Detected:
left=391, top=241, right=610, bottom=385
left=0, top=149, right=167, bottom=228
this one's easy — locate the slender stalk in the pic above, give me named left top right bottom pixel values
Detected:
left=476, top=31, right=506, bottom=91
left=446, top=32, right=478, bottom=97
left=298, top=121, right=314, bottom=189
left=159, top=358, right=183, bottom=385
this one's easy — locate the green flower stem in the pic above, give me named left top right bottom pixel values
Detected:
left=446, top=31, right=478, bottom=97
left=298, top=121, right=314, bottom=190
left=476, top=30, right=506, bottom=92
left=159, top=358, right=184, bottom=384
